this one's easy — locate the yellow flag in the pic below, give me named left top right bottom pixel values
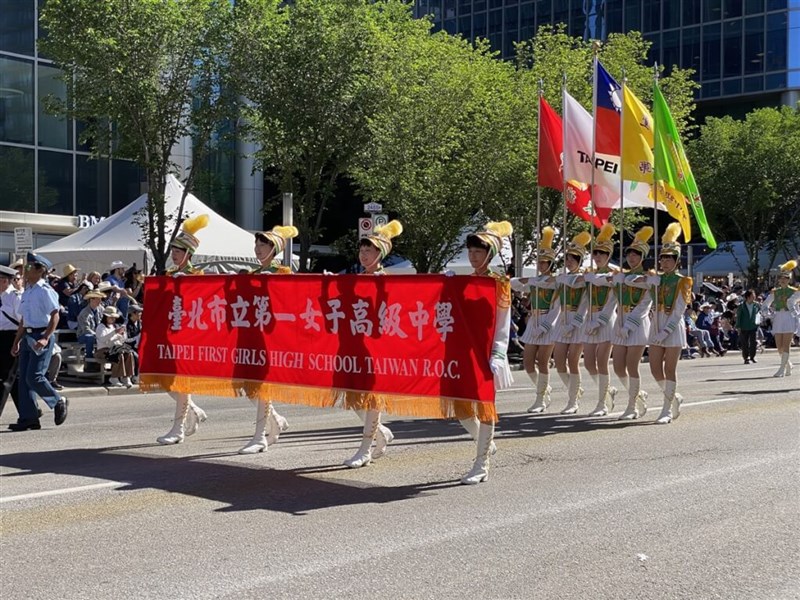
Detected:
left=653, top=181, right=692, bottom=242
left=621, top=86, right=654, bottom=183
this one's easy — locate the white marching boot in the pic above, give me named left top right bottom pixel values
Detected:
left=184, top=398, right=207, bottom=437
left=373, top=422, right=394, bottom=459
left=344, top=409, right=379, bottom=468
left=773, top=352, right=788, bottom=377
left=266, top=403, right=289, bottom=446
left=459, top=416, right=497, bottom=455
left=589, top=374, right=616, bottom=416
left=239, top=400, right=268, bottom=454
left=561, top=373, right=583, bottom=414
left=786, top=354, right=793, bottom=376
left=619, top=377, right=647, bottom=420
left=157, top=394, right=190, bottom=445
left=527, top=374, right=551, bottom=414
left=461, top=422, right=494, bottom=485
left=656, top=380, right=682, bottom=424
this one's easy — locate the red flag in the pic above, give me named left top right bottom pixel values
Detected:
left=538, top=96, right=610, bottom=228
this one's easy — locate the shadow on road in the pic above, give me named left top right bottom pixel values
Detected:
left=0, top=445, right=459, bottom=516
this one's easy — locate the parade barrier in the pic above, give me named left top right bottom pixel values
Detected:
left=139, top=274, right=500, bottom=418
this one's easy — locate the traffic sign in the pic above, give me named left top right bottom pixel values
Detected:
left=364, top=202, right=382, bottom=213
left=14, top=227, right=33, bottom=254
left=373, top=214, right=388, bottom=228
left=358, top=217, right=374, bottom=239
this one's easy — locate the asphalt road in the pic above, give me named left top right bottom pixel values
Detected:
left=1, top=349, right=798, bottom=600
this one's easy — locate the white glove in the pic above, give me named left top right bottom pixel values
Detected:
left=585, top=319, right=600, bottom=335
left=612, top=272, right=625, bottom=285
left=652, top=330, right=668, bottom=345
left=563, top=323, right=576, bottom=337
left=647, top=275, right=661, bottom=286
left=531, top=325, right=546, bottom=339
left=618, top=326, right=630, bottom=340
left=489, top=356, right=513, bottom=390
left=322, top=270, right=335, bottom=276
left=443, top=270, right=456, bottom=277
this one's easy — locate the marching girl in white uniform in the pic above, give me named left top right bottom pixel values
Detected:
left=582, top=223, right=620, bottom=417
left=760, top=260, right=800, bottom=377
left=611, top=226, right=655, bottom=420
left=237, top=226, right=297, bottom=454
left=553, top=231, right=591, bottom=414
left=511, top=226, right=560, bottom=413
left=648, top=223, right=693, bottom=425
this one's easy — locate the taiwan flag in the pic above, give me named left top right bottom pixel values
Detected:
left=595, top=60, right=622, bottom=158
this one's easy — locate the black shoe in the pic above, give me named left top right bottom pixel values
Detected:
left=744, top=359, right=750, bottom=364
left=54, top=397, right=68, bottom=426
left=751, top=357, right=757, bottom=363
left=51, top=381, right=64, bottom=391
left=8, top=419, right=42, bottom=431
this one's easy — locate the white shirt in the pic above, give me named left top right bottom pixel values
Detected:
left=0, top=284, right=22, bottom=331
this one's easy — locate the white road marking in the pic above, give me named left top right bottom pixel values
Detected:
left=0, top=481, right=123, bottom=504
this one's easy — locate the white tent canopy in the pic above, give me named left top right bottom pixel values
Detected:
left=35, top=175, right=280, bottom=275
left=692, top=241, right=797, bottom=277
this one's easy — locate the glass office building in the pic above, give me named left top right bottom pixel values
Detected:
left=414, top=0, right=800, bottom=113
left=0, top=0, right=260, bottom=259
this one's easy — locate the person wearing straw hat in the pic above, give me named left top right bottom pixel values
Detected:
left=582, top=223, right=620, bottom=417
left=553, top=231, right=591, bottom=415
left=341, top=220, right=403, bottom=468
left=95, top=305, right=136, bottom=388
left=452, top=220, right=514, bottom=484
left=237, top=225, right=298, bottom=455
left=157, top=214, right=209, bottom=444
left=611, top=226, right=655, bottom=420
left=648, top=223, right=693, bottom=424
left=511, top=226, right=560, bottom=413
left=8, top=252, right=68, bottom=431
left=54, top=264, right=80, bottom=307
left=760, top=260, right=800, bottom=377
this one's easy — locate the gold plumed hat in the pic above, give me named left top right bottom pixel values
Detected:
left=659, top=222, right=683, bottom=257
left=171, top=214, right=209, bottom=254
left=594, top=223, right=616, bottom=254
left=468, top=221, right=513, bottom=259
left=566, top=231, right=592, bottom=259
left=626, top=226, right=654, bottom=257
left=777, top=259, right=797, bottom=280
left=537, top=226, right=556, bottom=262
left=256, top=225, right=299, bottom=256
left=364, top=220, right=403, bottom=259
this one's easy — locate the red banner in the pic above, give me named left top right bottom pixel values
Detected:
left=139, top=274, right=499, bottom=417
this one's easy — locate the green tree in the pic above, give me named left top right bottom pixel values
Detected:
left=39, top=0, right=235, bottom=272
left=689, top=105, right=800, bottom=285
left=232, top=0, right=416, bottom=271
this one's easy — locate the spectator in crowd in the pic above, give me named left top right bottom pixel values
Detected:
left=87, top=271, right=102, bottom=288
left=54, top=264, right=80, bottom=307
left=737, top=289, right=762, bottom=364
left=696, top=303, right=726, bottom=356
left=66, top=280, right=93, bottom=330
left=77, top=291, right=105, bottom=359
left=95, top=305, right=135, bottom=388
left=8, top=252, right=68, bottom=432
left=0, top=265, right=23, bottom=415
left=124, top=265, right=144, bottom=305
left=126, top=304, right=143, bottom=382
left=107, top=261, right=127, bottom=288
left=684, top=305, right=715, bottom=357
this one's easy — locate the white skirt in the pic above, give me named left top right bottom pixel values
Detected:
left=771, top=310, right=799, bottom=334
left=520, top=314, right=556, bottom=345
left=580, top=310, right=617, bottom=344
left=612, top=314, right=652, bottom=347
left=648, top=310, right=687, bottom=348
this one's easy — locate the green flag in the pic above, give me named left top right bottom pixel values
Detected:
left=653, top=83, right=717, bottom=249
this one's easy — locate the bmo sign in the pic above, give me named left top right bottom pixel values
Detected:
left=76, top=214, right=106, bottom=229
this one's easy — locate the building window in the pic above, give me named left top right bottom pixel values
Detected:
left=38, top=63, right=72, bottom=150
left=702, top=80, right=721, bottom=97
left=662, top=30, right=680, bottom=74
left=76, top=155, right=109, bottom=218
left=111, top=159, right=142, bottom=213
left=683, top=0, right=701, bottom=26
left=538, top=0, right=552, bottom=26
left=458, top=15, right=472, bottom=38
left=606, top=0, right=623, bottom=34
left=723, top=19, right=742, bottom=78
left=643, top=0, right=661, bottom=32
left=0, top=0, right=35, bottom=56
left=704, top=0, right=723, bottom=22
left=703, top=23, right=722, bottom=80
left=766, top=0, right=786, bottom=10
left=682, top=26, right=702, bottom=73
left=744, top=16, right=765, bottom=74
left=765, top=11, right=787, bottom=71
left=624, top=0, right=640, bottom=32
left=765, top=71, right=786, bottom=88
left=663, top=0, right=680, bottom=29
left=723, top=0, right=743, bottom=19
left=520, top=2, right=536, bottom=41
left=743, top=74, right=763, bottom=91
left=473, top=11, right=487, bottom=37
left=722, top=78, right=742, bottom=95
left=745, top=0, right=764, bottom=14
left=38, top=149, right=73, bottom=215
left=0, top=145, right=35, bottom=212
left=0, top=55, right=34, bottom=144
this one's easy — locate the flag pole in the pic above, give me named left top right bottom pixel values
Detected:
left=653, top=63, right=660, bottom=334
left=618, top=68, right=627, bottom=320
left=535, top=78, right=544, bottom=330
left=589, top=43, right=600, bottom=322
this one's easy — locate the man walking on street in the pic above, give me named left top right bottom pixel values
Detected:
left=1, top=265, right=23, bottom=414
left=8, top=253, right=68, bottom=431
left=737, top=289, right=761, bottom=364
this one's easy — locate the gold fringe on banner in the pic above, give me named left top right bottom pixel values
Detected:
left=139, top=374, right=497, bottom=422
